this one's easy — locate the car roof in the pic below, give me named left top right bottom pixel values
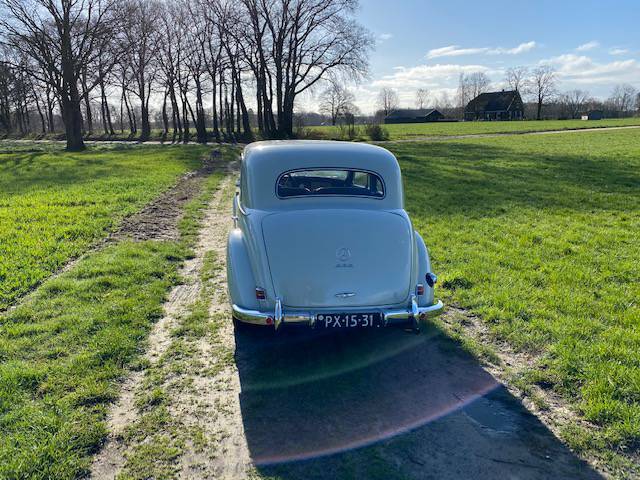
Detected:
left=240, top=140, right=403, bottom=210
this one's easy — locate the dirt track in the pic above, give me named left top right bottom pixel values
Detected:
left=89, top=163, right=606, bottom=479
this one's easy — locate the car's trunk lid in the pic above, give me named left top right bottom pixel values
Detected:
left=261, top=209, right=412, bottom=308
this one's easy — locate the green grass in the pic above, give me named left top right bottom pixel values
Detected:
left=0, top=144, right=234, bottom=479
left=308, top=117, right=640, bottom=141
left=0, top=143, right=210, bottom=310
left=391, top=130, right=640, bottom=459
left=0, top=240, right=190, bottom=479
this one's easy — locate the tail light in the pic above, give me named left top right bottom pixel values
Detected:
left=415, top=284, right=425, bottom=295
left=255, top=287, right=266, bottom=300
left=425, top=273, right=437, bottom=288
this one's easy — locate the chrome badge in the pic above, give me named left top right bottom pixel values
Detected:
left=335, top=247, right=353, bottom=268
left=336, top=247, right=351, bottom=261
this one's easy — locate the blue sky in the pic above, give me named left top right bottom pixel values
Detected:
left=305, top=0, right=639, bottom=113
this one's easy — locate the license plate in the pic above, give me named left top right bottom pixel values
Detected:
left=316, top=312, right=382, bottom=328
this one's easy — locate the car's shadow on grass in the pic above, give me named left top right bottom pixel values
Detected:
left=234, top=323, right=602, bottom=479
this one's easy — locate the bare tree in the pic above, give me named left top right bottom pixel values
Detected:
left=415, top=88, right=429, bottom=109
left=467, top=72, right=490, bottom=99
left=121, top=0, right=159, bottom=141
left=457, top=73, right=469, bottom=109
left=434, top=91, right=453, bottom=109
left=559, top=89, right=590, bottom=119
left=242, top=0, right=372, bottom=137
left=0, top=0, right=119, bottom=150
left=457, top=72, right=489, bottom=109
left=530, top=65, right=557, bottom=120
left=377, top=87, right=399, bottom=116
left=319, top=83, right=355, bottom=125
left=505, top=66, right=529, bottom=93
left=608, top=84, right=637, bottom=116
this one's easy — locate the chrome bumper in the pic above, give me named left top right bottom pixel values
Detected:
left=232, top=296, right=444, bottom=330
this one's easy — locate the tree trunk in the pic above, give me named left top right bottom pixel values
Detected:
left=119, top=91, right=124, bottom=134
left=82, top=73, right=93, bottom=135
left=139, top=74, right=151, bottom=140
left=218, top=73, right=224, bottom=138
left=100, top=78, right=114, bottom=135
left=537, top=97, right=542, bottom=120
left=123, top=91, right=135, bottom=134
left=161, top=89, right=169, bottom=140
left=194, top=79, right=207, bottom=143
left=100, top=92, right=108, bottom=135
left=210, top=73, right=220, bottom=142
left=61, top=85, right=85, bottom=151
left=169, top=85, right=181, bottom=142
left=235, top=70, right=251, bottom=138
left=181, top=94, right=190, bottom=143
left=34, top=95, right=46, bottom=134
left=140, top=102, right=151, bottom=140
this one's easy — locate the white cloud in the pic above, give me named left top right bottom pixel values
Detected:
left=545, top=53, right=640, bottom=85
left=426, top=41, right=536, bottom=59
left=576, top=41, right=599, bottom=52
left=609, top=47, right=630, bottom=56
left=372, top=63, right=492, bottom=89
left=378, top=33, right=393, bottom=41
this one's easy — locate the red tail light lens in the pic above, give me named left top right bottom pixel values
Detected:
left=255, top=287, right=266, bottom=300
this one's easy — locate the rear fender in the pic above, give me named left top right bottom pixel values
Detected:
left=227, top=228, right=260, bottom=311
left=414, top=231, right=435, bottom=306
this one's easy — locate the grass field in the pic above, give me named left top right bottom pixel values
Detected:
left=0, top=143, right=230, bottom=479
left=308, top=117, right=640, bottom=141
left=391, top=130, right=640, bottom=462
left=0, top=144, right=212, bottom=310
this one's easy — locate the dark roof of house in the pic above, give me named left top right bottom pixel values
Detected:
left=385, top=108, right=443, bottom=119
left=465, top=90, right=522, bottom=113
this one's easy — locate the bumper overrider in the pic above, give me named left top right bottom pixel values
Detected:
left=232, top=295, right=444, bottom=330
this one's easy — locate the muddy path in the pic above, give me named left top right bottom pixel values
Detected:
left=90, top=171, right=604, bottom=480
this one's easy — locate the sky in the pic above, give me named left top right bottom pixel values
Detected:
left=300, top=0, right=640, bottom=114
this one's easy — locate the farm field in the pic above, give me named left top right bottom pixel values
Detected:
left=0, top=144, right=211, bottom=310
left=391, top=129, right=640, bottom=465
left=0, top=143, right=232, bottom=478
left=309, top=117, right=640, bottom=141
left=1, top=131, right=639, bottom=478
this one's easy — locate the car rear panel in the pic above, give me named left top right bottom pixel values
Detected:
left=261, top=209, right=412, bottom=308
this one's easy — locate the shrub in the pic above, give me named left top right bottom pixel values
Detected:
left=365, top=123, right=389, bottom=141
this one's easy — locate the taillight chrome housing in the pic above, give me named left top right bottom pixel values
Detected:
left=255, top=287, right=266, bottom=300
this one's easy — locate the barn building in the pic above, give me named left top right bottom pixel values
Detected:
left=581, top=110, right=604, bottom=120
left=464, top=90, right=524, bottom=121
left=384, top=109, right=445, bottom=124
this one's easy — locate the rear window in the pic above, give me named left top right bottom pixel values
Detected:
left=277, top=169, right=384, bottom=198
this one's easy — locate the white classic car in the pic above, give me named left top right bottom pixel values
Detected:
left=227, top=140, right=443, bottom=331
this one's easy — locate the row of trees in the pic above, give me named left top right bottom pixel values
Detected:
left=0, top=0, right=373, bottom=150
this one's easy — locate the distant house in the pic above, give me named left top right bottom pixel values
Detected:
left=384, top=108, right=445, bottom=124
left=464, top=90, right=524, bottom=121
left=581, top=110, right=604, bottom=120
